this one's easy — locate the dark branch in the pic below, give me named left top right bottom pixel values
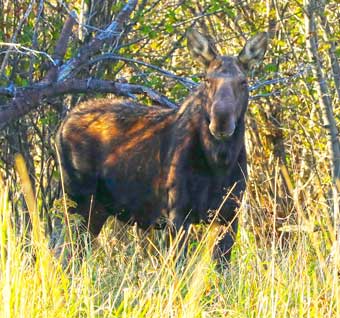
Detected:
left=87, top=54, right=198, bottom=89
left=44, top=12, right=77, bottom=83
left=0, top=87, right=15, bottom=97
left=0, top=0, right=139, bottom=128
left=0, top=78, right=177, bottom=128
left=57, top=0, right=138, bottom=81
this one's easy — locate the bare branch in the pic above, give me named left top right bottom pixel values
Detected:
left=87, top=54, right=198, bottom=88
left=0, top=1, right=139, bottom=128
left=318, top=6, right=340, bottom=101
left=0, top=87, right=14, bottom=96
left=0, top=64, right=310, bottom=101
left=0, top=42, right=56, bottom=65
left=0, top=78, right=177, bottom=128
left=249, top=64, right=310, bottom=92
left=0, top=0, right=35, bottom=75
left=57, top=0, right=138, bottom=82
left=44, top=12, right=77, bottom=83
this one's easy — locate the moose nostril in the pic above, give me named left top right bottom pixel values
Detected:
left=224, top=129, right=235, bottom=138
left=225, top=123, right=236, bottom=136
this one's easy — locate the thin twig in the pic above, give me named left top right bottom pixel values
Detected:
left=87, top=54, right=198, bottom=88
left=0, top=0, right=35, bottom=75
left=57, top=0, right=138, bottom=82
left=0, top=42, right=56, bottom=65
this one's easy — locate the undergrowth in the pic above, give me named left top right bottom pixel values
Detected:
left=0, top=155, right=339, bottom=317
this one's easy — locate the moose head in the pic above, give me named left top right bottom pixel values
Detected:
left=187, top=29, right=268, bottom=140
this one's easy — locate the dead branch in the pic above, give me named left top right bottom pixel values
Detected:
left=87, top=54, right=198, bottom=88
left=0, top=78, right=177, bottom=128
left=43, top=12, right=77, bottom=83
left=0, top=0, right=141, bottom=128
left=57, top=0, right=138, bottom=82
left=304, top=0, right=340, bottom=264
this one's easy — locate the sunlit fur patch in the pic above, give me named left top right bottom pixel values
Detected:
left=63, top=99, right=176, bottom=145
left=104, top=116, right=174, bottom=166
left=85, top=116, right=120, bottom=144
left=126, top=120, right=150, bottom=136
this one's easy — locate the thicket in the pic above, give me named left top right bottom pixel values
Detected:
left=0, top=1, right=340, bottom=317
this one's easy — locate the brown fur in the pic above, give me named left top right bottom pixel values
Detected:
left=56, top=30, right=267, bottom=261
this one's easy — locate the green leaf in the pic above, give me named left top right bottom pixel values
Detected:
left=335, top=47, right=340, bottom=58
left=165, top=24, right=174, bottom=33
left=264, top=63, right=278, bottom=73
left=141, top=25, right=152, bottom=35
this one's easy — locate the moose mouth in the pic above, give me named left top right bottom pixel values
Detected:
left=209, top=122, right=236, bottom=140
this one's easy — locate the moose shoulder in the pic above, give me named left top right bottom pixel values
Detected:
left=56, top=29, right=268, bottom=261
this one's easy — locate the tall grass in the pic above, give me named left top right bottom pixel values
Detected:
left=0, top=155, right=339, bottom=318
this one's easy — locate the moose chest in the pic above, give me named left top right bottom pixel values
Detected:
left=162, top=128, right=246, bottom=225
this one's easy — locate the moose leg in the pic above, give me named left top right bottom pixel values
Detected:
left=83, top=200, right=111, bottom=237
left=213, top=148, right=247, bottom=266
left=213, top=218, right=238, bottom=264
left=164, top=200, right=191, bottom=266
left=167, top=209, right=191, bottom=264
left=168, top=185, right=191, bottom=257
left=66, top=194, right=110, bottom=258
left=168, top=209, right=190, bottom=239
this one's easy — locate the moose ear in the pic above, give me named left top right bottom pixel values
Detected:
left=238, top=32, right=268, bottom=70
left=187, top=29, right=218, bottom=67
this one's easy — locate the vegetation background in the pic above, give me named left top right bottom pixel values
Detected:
left=0, top=0, right=340, bottom=317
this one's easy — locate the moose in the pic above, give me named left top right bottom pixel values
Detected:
left=56, top=29, right=268, bottom=261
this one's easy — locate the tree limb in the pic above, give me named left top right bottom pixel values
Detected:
left=0, top=0, right=139, bottom=129
left=304, top=0, right=340, bottom=183
left=44, top=12, right=77, bottom=83
left=57, top=0, right=138, bottom=82
left=0, top=78, right=177, bottom=128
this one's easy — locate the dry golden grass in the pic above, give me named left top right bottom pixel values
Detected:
left=0, top=154, right=339, bottom=318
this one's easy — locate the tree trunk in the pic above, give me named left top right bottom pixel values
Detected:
left=304, top=0, right=340, bottom=260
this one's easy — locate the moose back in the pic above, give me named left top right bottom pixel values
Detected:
left=56, top=29, right=267, bottom=260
